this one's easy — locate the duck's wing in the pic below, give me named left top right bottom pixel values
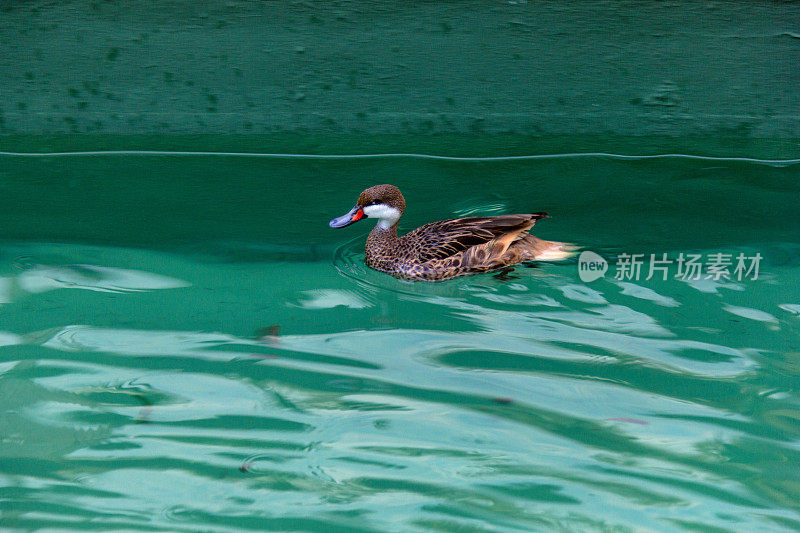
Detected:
left=406, top=213, right=548, bottom=263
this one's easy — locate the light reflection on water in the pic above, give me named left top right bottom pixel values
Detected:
left=0, top=148, right=799, bottom=531
left=1, top=238, right=799, bottom=531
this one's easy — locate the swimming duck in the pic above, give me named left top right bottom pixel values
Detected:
left=329, top=184, right=571, bottom=281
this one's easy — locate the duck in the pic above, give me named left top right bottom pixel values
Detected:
left=329, top=184, right=571, bottom=281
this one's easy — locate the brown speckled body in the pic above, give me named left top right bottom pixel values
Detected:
left=337, top=184, right=569, bottom=281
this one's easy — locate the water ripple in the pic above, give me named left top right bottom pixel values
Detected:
left=2, top=239, right=799, bottom=531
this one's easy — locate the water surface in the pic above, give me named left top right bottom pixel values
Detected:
left=1, top=139, right=799, bottom=531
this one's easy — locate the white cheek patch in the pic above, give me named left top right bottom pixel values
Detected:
left=363, top=204, right=401, bottom=228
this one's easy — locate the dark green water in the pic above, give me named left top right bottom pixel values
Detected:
left=1, top=137, right=800, bottom=531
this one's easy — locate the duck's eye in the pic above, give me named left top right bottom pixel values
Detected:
left=371, top=200, right=381, bottom=206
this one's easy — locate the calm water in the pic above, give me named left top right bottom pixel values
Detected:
left=1, top=139, right=800, bottom=531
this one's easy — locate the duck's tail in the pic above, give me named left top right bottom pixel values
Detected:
left=514, top=235, right=577, bottom=262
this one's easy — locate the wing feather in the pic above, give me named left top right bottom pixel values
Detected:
left=404, top=213, right=547, bottom=262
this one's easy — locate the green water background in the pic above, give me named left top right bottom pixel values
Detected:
left=1, top=136, right=800, bottom=531
left=2, top=0, right=800, bottom=530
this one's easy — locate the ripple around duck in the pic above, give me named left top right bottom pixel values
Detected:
left=331, top=229, right=580, bottom=302
left=331, top=234, right=422, bottom=298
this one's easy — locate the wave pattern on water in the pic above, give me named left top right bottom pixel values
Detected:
left=2, top=143, right=800, bottom=531
left=1, top=238, right=799, bottom=532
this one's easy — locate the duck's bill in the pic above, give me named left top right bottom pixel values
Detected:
left=329, top=206, right=364, bottom=228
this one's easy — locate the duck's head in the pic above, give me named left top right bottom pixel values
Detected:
left=329, top=184, right=406, bottom=230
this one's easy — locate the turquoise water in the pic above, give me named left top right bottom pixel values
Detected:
left=1, top=140, right=800, bottom=531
